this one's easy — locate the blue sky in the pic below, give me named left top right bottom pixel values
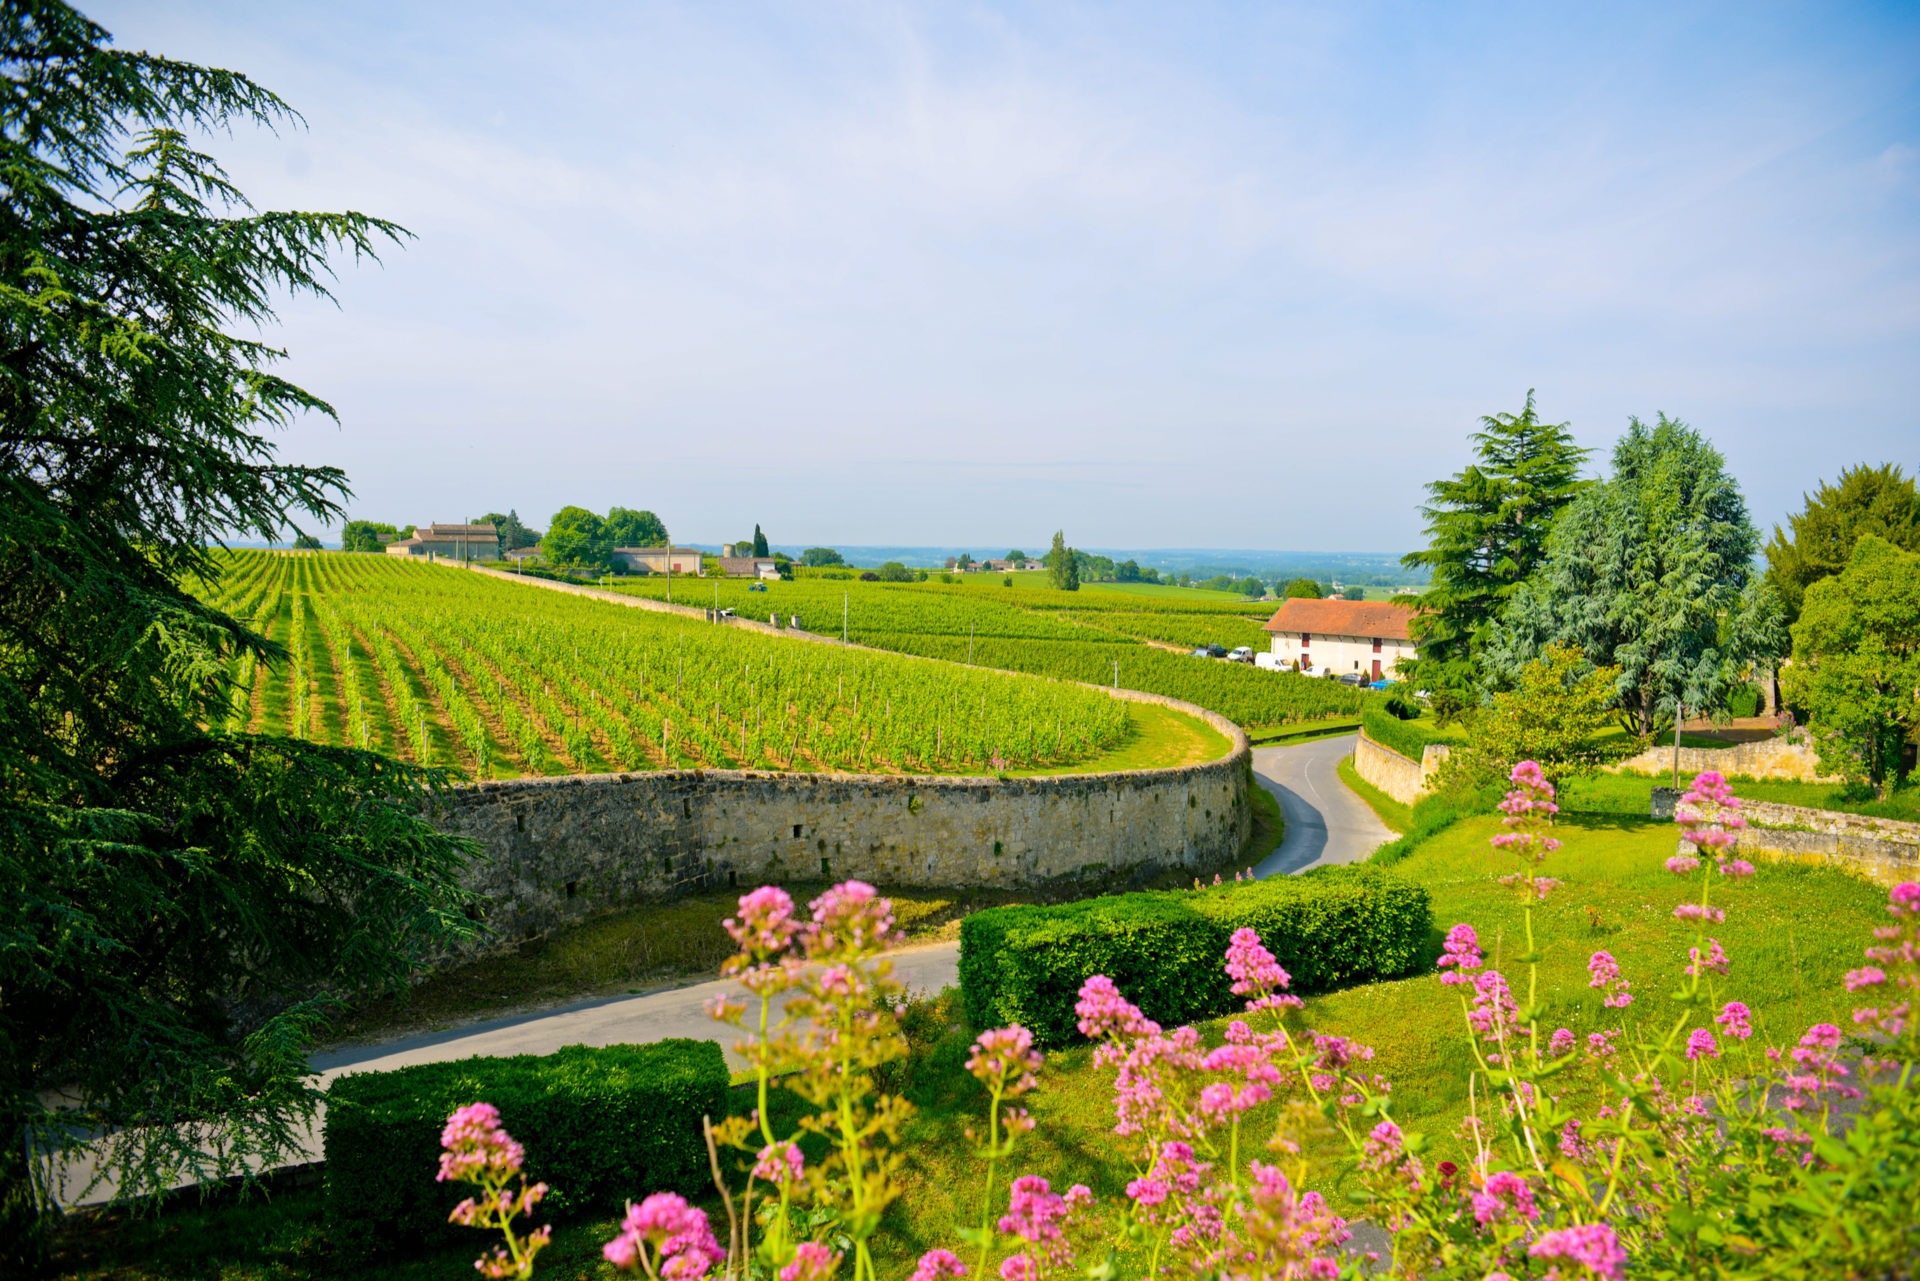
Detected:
left=94, top=2, right=1920, bottom=551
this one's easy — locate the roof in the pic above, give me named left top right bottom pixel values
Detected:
left=421, top=523, right=501, bottom=537
left=1262, top=598, right=1415, bottom=640
left=612, top=546, right=704, bottom=556
left=717, top=555, right=777, bottom=567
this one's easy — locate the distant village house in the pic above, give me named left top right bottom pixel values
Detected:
left=384, top=523, right=502, bottom=561
left=1261, top=598, right=1417, bottom=681
left=611, top=546, right=705, bottom=576
left=718, top=544, right=781, bottom=579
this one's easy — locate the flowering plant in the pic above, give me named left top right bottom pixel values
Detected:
left=439, top=767, right=1920, bottom=1279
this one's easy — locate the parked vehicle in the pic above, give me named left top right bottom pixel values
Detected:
left=1190, top=644, right=1228, bottom=659
left=1368, top=678, right=1393, bottom=691
left=1337, top=672, right=1364, bottom=685
left=1227, top=647, right=1255, bottom=664
left=748, top=582, right=768, bottom=592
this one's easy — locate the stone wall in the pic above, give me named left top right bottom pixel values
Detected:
left=1663, top=799, right=1919, bottom=888
left=1353, top=731, right=1451, bottom=806
left=433, top=702, right=1252, bottom=944
left=1605, top=733, right=1831, bottom=783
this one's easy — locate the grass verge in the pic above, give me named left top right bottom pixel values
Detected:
left=1337, top=753, right=1411, bottom=833
left=1010, top=701, right=1230, bottom=776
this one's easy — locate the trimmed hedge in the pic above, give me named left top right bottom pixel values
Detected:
left=959, top=867, right=1431, bottom=1046
left=1361, top=704, right=1447, bottom=763
left=324, top=1039, right=726, bottom=1264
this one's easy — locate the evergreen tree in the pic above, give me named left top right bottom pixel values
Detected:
left=0, top=4, right=475, bottom=1259
left=479, top=509, right=539, bottom=551
left=1047, top=530, right=1080, bottom=591
left=752, top=523, right=769, bottom=557
left=1401, top=391, right=1587, bottom=716
left=1488, top=415, right=1785, bottom=736
left=1764, top=464, right=1920, bottom=624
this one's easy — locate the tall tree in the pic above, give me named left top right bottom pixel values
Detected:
left=603, top=506, right=666, bottom=549
left=0, top=3, right=475, bottom=1259
left=340, top=519, right=399, bottom=551
left=1488, top=415, right=1784, bottom=736
left=1282, top=578, right=1323, bottom=599
left=1764, top=464, right=1920, bottom=624
left=545, top=506, right=611, bottom=569
left=752, top=523, right=769, bottom=557
left=1046, top=530, right=1079, bottom=591
left=479, top=508, right=539, bottom=551
left=1401, top=391, right=1588, bottom=716
left=1781, top=536, right=1920, bottom=798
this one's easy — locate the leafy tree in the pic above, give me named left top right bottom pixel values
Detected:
left=478, top=509, right=538, bottom=551
left=544, top=506, right=610, bottom=570
left=1401, top=391, right=1589, bottom=715
left=1781, top=536, right=1920, bottom=798
left=1489, top=415, right=1785, bottom=737
left=340, top=519, right=398, bottom=552
left=1116, top=559, right=1143, bottom=582
left=1238, top=576, right=1267, bottom=598
left=956, top=552, right=974, bottom=570
left=0, top=4, right=477, bottom=1260
left=1047, top=530, right=1079, bottom=591
left=1764, top=464, right=1920, bottom=625
left=876, top=561, right=914, bottom=583
left=603, top=506, right=667, bottom=549
left=1006, top=550, right=1027, bottom=562
left=801, top=547, right=844, bottom=567
left=1339, top=585, right=1366, bottom=601
left=1466, top=644, right=1621, bottom=785
left=752, top=524, right=769, bottom=557
left=1283, top=578, right=1323, bottom=599
left=290, top=531, right=322, bottom=549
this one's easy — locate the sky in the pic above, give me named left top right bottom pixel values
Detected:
left=91, top=1, right=1920, bottom=552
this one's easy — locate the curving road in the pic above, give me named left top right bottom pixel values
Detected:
left=57, top=735, right=1391, bottom=1202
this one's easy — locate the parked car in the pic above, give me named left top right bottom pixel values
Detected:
left=1337, top=672, right=1365, bottom=685
left=1227, top=646, right=1255, bottom=663
left=1190, top=644, right=1228, bottom=659
left=1368, top=678, right=1393, bottom=690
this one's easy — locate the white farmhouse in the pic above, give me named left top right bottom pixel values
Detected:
left=1260, top=598, right=1417, bottom=681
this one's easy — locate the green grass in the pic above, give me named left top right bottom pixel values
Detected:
left=1079, top=581, right=1268, bottom=603
left=1564, top=770, right=1920, bottom=822
left=1337, top=753, right=1411, bottom=833
left=1006, top=701, right=1231, bottom=777
left=1246, top=717, right=1361, bottom=747
left=59, top=813, right=1889, bottom=1280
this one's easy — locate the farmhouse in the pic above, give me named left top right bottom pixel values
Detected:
left=384, top=522, right=502, bottom=561
left=1261, top=598, right=1417, bottom=681
left=611, top=546, right=705, bottom=576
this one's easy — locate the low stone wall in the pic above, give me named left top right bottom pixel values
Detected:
left=1664, top=799, right=1920, bottom=887
left=1353, top=731, right=1450, bottom=806
left=434, top=706, right=1252, bottom=944
left=1607, top=734, right=1831, bottom=783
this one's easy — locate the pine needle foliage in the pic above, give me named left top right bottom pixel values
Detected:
left=0, top=2, right=477, bottom=1262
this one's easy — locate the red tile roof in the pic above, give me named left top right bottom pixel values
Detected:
left=1262, top=598, right=1415, bottom=640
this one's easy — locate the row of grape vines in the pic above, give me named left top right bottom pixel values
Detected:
left=192, top=552, right=1135, bottom=778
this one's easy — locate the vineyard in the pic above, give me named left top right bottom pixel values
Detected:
left=192, top=552, right=1137, bottom=779
left=610, top=575, right=1370, bottom=728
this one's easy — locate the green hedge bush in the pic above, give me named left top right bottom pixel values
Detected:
left=1361, top=704, right=1445, bottom=762
left=959, top=868, right=1432, bottom=1046
left=324, top=1039, right=726, bottom=1264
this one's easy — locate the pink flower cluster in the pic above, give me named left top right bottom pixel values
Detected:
left=603, top=1193, right=722, bottom=1279
left=1436, top=923, right=1483, bottom=985
left=438, top=1102, right=527, bottom=1184
left=1490, top=761, right=1562, bottom=897
left=1673, top=770, right=1754, bottom=879
left=1587, top=950, right=1633, bottom=1009
left=778, top=1242, right=840, bottom=1281
left=909, top=1249, right=968, bottom=1281
left=968, top=1025, right=1044, bottom=1098
left=1850, top=881, right=1919, bottom=1042
left=996, top=1175, right=1087, bottom=1278
left=1528, top=1223, right=1627, bottom=1280
left=438, top=1103, right=553, bottom=1280
left=1782, top=1022, right=1860, bottom=1110
left=1074, top=974, right=1161, bottom=1041
left=1470, top=1171, right=1539, bottom=1225
left=1224, top=927, right=1303, bottom=1012
left=1715, top=1000, right=1753, bottom=1040
left=1686, top=937, right=1729, bottom=979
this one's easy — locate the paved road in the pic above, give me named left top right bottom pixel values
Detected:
left=58, top=735, right=1391, bottom=1202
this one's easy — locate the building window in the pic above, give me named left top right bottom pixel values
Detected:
left=1373, top=637, right=1382, bottom=653
left=1301, top=633, right=1311, bottom=646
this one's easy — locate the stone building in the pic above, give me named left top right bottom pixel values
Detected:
left=384, top=522, right=502, bottom=561
left=611, top=546, right=705, bottom=576
left=1261, top=598, right=1417, bottom=680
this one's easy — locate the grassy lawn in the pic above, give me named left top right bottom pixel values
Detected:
left=1336, top=753, right=1411, bottom=832
left=1009, top=701, right=1231, bottom=776
left=54, top=806, right=1889, bottom=1281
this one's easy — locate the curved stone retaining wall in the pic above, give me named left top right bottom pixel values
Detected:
left=435, top=695, right=1251, bottom=943
left=1353, top=730, right=1450, bottom=806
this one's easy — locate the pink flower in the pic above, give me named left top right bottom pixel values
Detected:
left=998, top=1175, right=1070, bottom=1245
left=1528, top=1223, right=1627, bottom=1280
left=910, top=1250, right=968, bottom=1281
left=603, top=1193, right=721, bottom=1279
left=998, top=1257, right=1035, bottom=1281
left=1665, top=853, right=1701, bottom=876
left=968, top=1026, right=1044, bottom=1096
left=1686, top=1027, right=1719, bottom=1060
left=1075, top=975, right=1159, bottom=1040
left=1471, top=1171, right=1538, bottom=1225
left=1586, top=1029, right=1621, bottom=1059
left=1687, top=938, right=1730, bottom=978
left=1126, top=1177, right=1168, bottom=1207
left=1468, top=971, right=1520, bottom=1044
left=1845, top=966, right=1887, bottom=991
left=805, top=881, right=897, bottom=958
left=1587, top=951, right=1633, bottom=1008
left=1224, top=927, right=1300, bottom=1011
left=779, top=1242, right=841, bottom=1281
left=1437, top=923, right=1484, bottom=985
left=1672, top=902, right=1726, bottom=923
left=1715, top=1000, right=1753, bottom=1040
left=1549, top=1027, right=1576, bottom=1058
left=752, top=1142, right=804, bottom=1186
left=724, top=886, right=800, bottom=957
left=438, top=1102, right=526, bottom=1183
left=1064, top=1184, right=1093, bottom=1209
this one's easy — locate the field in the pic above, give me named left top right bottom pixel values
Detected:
left=51, top=811, right=1890, bottom=1281
left=193, top=552, right=1155, bottom=778
left=609, top=573, right=1370, bottom=730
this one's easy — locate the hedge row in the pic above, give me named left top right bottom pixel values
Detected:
left=959, top=867, right=1432, bottom=1046
left=324, top=1039, right=726, bottom=1263
left=1361, top=704, right=1449, bottom=763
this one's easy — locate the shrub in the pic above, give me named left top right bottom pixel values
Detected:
left=1382, top=692, right=1421, bottom=720
left=959, top=868, right=1431, bottom=1045
left=1727, top=682, right=1762, bottom=718
left=324, top=1039, right=726, bottom=1263
left=1362, top=704, right=1440, bottom=761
